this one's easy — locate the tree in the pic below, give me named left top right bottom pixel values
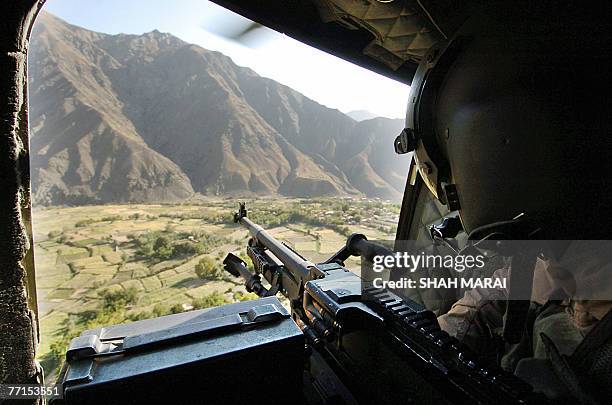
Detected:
left=100, top=287, right=139, bottom=312
left=195, top=256, right=221, bottom=280
left=192, top=292, right=229, bottom=309
left=153, top=236, right=173, bottom=260
left=172, top=242, right=199, bottom=257
left=153, top=236, right=170, bottom=251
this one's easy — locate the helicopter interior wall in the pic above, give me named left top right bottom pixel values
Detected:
left=0, top=0, right=43, bottom=386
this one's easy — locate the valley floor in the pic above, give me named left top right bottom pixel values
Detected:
left=32, top=197, right=399, bottom=381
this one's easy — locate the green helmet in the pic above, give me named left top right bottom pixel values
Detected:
left=398, top=6, right=612, bottom=239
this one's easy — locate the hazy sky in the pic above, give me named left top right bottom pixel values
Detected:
left=41, top=0, right=410, bottom=119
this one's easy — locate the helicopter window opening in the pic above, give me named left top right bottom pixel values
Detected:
left=29, top=0, right=411, bottom=382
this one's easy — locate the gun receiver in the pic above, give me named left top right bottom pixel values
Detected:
left=224, top=203, right=543, bottom=404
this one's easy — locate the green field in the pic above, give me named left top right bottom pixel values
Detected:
left=32, top=197, right=399, bottom=381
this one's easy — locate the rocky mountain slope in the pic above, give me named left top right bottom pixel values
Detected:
left=29, top=12, right=407, bottom=204
left=346, top=110, right=380, bottom=121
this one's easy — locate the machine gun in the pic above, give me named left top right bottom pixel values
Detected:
left=223, top=203, right=542, bottom=404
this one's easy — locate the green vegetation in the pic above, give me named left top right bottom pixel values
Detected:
left=47, top=230, right=62, bottom=238
left=75, top=218, right=96, bottom=227
left=195, top=256, right=222, bottom=280
left=192, top=292, right=230, bottom=309
left=41, top=287, right=139, bottom=375
left=101, top=215, right=122, bottom=222
left=130, top=230, right=223, bottom=262
left=100, top=287, right=139, bottom=312
left=247, top=199, right=396, bottom=237
left=39, top=287, right=233, bottom=375
left=33, top=197, right=399, bottom=382
left=233, top=291, right=259, bottom=301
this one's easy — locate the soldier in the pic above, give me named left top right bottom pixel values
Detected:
left=402, top=4, right=612, bottom=402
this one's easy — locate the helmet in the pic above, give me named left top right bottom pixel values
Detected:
left=398, top=5, right=612, bottom=239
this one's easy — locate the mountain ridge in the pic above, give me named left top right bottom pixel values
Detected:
left=29, top=12, right=407, bottom=204
left=347, top=110, right=384, bottom=121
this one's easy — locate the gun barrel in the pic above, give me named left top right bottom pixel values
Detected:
left=238, top=216, right=311, bottom=279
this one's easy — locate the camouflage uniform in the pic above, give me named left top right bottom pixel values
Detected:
left=437, top=244, right=612, bottom=402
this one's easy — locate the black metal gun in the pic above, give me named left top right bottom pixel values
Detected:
left=224, top=203, right=542, bottom=404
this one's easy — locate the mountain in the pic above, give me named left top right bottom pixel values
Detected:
left=346, top=110, right=381, bottom=121
left=28, top=13, right=407, bottom=204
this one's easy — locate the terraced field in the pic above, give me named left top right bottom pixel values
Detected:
left=32, top=198, right=399, bottom=380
